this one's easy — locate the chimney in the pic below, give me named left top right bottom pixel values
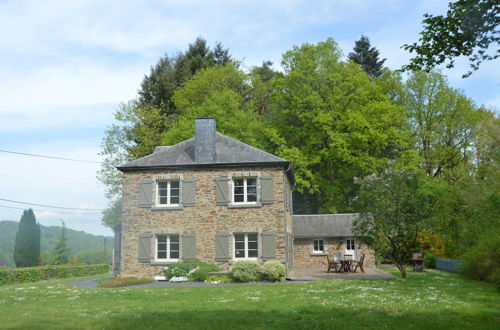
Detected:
left=194, top=118, right=216, bottom=163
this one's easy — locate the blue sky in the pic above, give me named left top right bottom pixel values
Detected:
left=0, top=0, right=498, bottom=236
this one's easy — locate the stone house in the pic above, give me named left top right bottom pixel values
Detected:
left=292, top=214, right=375, bottom=268
left=115, top=118, right=374, bottom=277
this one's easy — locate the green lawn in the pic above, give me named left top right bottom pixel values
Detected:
left=0, top=270, right=498, bottom=329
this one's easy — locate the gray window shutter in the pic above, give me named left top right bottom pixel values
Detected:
left=181, top=234, right=197, bottom=261
left=139, top=181, right=153, bottom=208
left=138, top=233, right=153, bottom=263
left=215, top=177, right=230, bottom=206
left=260, top=176, right=275, bottom=205
left=182, top=179, right=196, bottom=207
left=262, top=232, right=276, bottom=261
left=215, top=233, right=231, bottom=261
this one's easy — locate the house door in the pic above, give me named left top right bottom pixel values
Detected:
left=345, top=238, right=356, bottom=259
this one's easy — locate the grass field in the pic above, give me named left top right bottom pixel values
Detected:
left=0, top=269, right=498, bottom=329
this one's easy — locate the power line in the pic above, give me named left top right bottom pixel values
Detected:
left=0, top=204, right=102, bottom=215
left=0, top=149, right=103, bottom=164
left=0, top=198, right=106, bottom=211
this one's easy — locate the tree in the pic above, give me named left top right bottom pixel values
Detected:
left=402, top=70, right=484, bottom=178
left=52, top=220, right=70, bottom=265
left=354, top=168, right=432, bottom=279
left=271, top=38, right=410, bottom=213
left=402, top=0, right=500, bottom=77
left=348, top=35, right=386, bottom=78
left=13, top=209, right=40, bottom=267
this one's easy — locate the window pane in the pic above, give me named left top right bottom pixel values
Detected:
left=247, top=186, right=257, bottom=194
left=314, top=240, right=318, bottom=250
left=170, top=196, right=179, bottom=204
left=246, top=178, right=256, bottom=186
left=234, top=234, right=245, bottom=242
left=159, top=189, right=168, bottom=196
left=235, top=250, right=245, bottom=258
left=247, top=234, right=258, bottom=241
left=159, top=197, right=168, bottom=204
left=248, top=249, right=258, bottom=257
left=234, top=194, right=244, bottom=202
left=158, top=182, right=168, bottom=189
left=170, top=251, right=179, bottom=259
left=157, top=251, right=167, bottom=259
left=248, top=241, right=258, bottom=250
left=247, top=193, right=257, bottom=202
left=170, top=235, right=179, bottom=242
left=170, top=188, right=180, bottom=197
left=234, top=186, right=244, bottom=194
left=157, top=235, right=167, bottom=243
left=319, top=240, right=324, bottom=251
left=170, top=181, right=179, bottom=189
left=235, top=242, right=245, bottom=250
left=234, top=179, right=244, bottom=187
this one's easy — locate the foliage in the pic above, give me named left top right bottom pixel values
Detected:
left=402, top=70, right=484, bottom=178
left=424, top=253, right=437, bottom=269
left=417, top=228, right=445, bottom=257
left=51, top=221, right=70, bottom=265
left=97, top=276, right=153, bottom=288
left=164, top=261, right=220, bottom=282
left=461, top=228, right=500, bottom=287
left=271, top=38, right=410, bottom=213
left=230, top=260, right=261, bottom=282
left=13, top=209, right=41, bottom=267
left=354, top=168, right=433, bottom=279
left=261, top=261, right=286, bottom=282
left=348, top=35, right=386, bottom=78
left=0, top=264, right=108, bottom=286
left=204, top=275, right=232, bottom=283
left=71, top=247, right=112, bottom=265
left=1, top=270, right=499, bottom=329
left=402, top=0, right=500, bottom=77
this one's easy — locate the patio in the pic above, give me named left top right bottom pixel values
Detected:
left=287, top=267, right=396, bottom=280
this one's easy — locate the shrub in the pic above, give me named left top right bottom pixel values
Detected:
left=461, top=229, right=500, bottom=287
left=261, top=261, right=286, bottom=282
left=98, top=277, right=153, bottom=288
left=164, top=261, right=221, bottom=282
left=205, top=275, right=232, bottom=283
left=230, top=260, right=260, bottom=282
left=424, top=253, right=436, bottom=269
left=0, top=264, right=109, bottom=286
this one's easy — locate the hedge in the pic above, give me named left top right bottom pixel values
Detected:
left=0, top=264, right=109, bottom=286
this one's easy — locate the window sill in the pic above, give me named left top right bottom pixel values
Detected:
left=310, top=253, right=328, bottom=256
left=228, top=202, right=262, bottom=209
left=150, top=261, right=180, bottom=266
left=151, top=206, right=183, bottom=211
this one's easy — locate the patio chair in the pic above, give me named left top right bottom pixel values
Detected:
left=353, top=254, right=365, bottom=273
left=326, top=255, right=340, bottom=273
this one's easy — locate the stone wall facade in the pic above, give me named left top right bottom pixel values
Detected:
left=293, top=238, right=375, bottom=268
left=120, top=165, right=292, bottom=277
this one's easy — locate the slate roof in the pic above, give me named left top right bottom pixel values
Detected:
left=117, top=133, right=289, bottom=171
left=292, top=214, right=360, bottom=238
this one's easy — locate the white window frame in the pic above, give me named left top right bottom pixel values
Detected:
left=345, top=238, right=356, bottom=254
left=232, top=177, right=258, bottom=205
left=155, top=180, right=180, bottom=207
left=233, top=233, right=259, bottom=260
left=155, top=234, right=180, bottom=262
left=312, top=239, right=325, bottom=254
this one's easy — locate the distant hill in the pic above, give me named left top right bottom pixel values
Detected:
left=0, top=220, right=113, bottom=268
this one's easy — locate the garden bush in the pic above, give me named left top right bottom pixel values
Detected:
left=424, top=253, right=436, bottom=269
left=0, top=264, right=109, bottom=286
left=230, top=260, right=260, bottom=282
left=205, top=275, right=232, bottom=283
left=461, top=229, right=500, bottom=287
left=261, top=261, right=286, bottom=282
left=164, top=261, right=221, bottom=282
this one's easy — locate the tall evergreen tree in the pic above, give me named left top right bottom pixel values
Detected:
left=13, top=209, right=40, bottom=267
left=52, top=220, right=70, bottom=265
left=348, top=35, right=386, bottom=78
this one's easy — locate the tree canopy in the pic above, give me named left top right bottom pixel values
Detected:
left=402, top=0, right=500, bottom=77
left=13, top=209, right=40, bottom=267
left=348, top=35, right=386, bottom=78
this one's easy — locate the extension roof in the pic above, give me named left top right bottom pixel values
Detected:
left=117, top=133, right=289, bottom=171
left=292, top=214, right=360, bottom=238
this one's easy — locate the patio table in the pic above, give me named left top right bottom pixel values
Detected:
left=339, top=255, right=354, bottom=272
